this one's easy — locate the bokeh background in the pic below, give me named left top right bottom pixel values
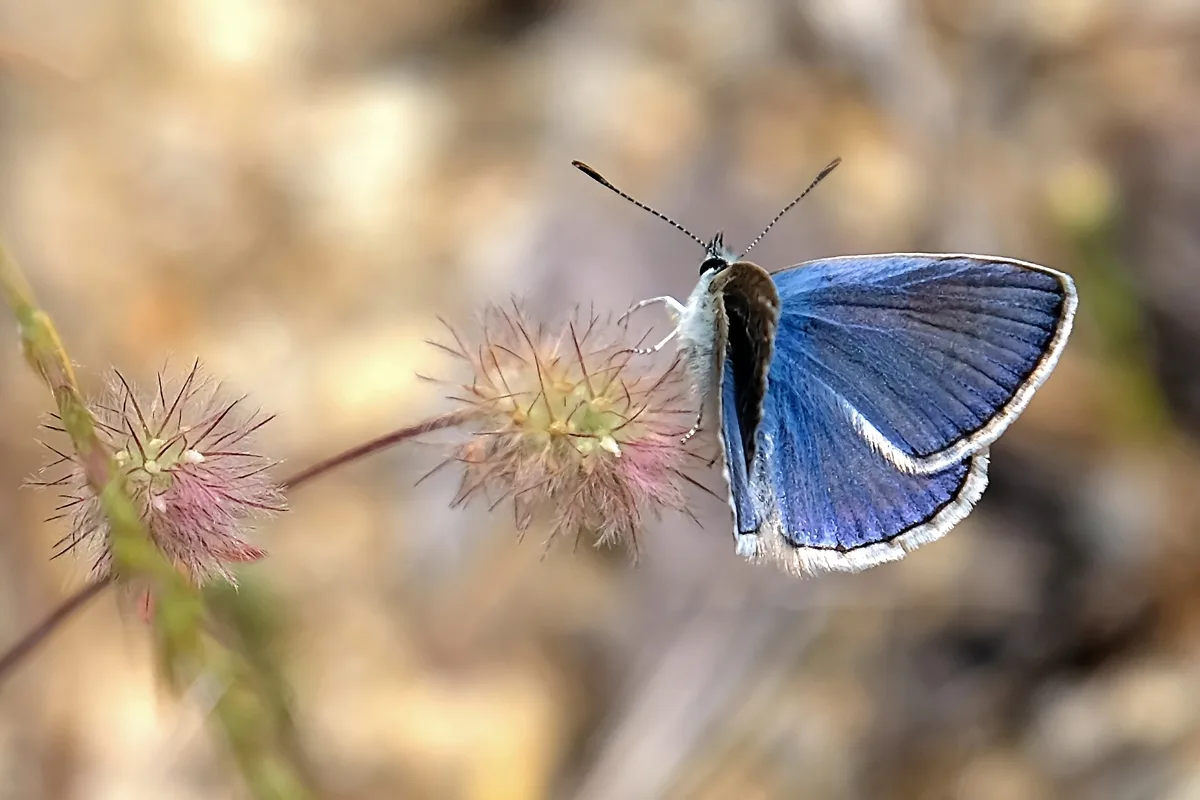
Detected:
left=2, top=0, right=1200, bottom=798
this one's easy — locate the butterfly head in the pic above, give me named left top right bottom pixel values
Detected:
left=700, top=231, right=735, bottom=275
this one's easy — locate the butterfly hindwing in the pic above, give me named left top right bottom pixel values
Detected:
left=721, top=352, right=990, bottom=573
left=771, top=254, right=1076, bottom=473
left=719, top=364, right=760, bottom=539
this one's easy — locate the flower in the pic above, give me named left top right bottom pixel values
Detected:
left=36, top=360, right=285, bottom=585
left=428, top=302, right=705, bottom=555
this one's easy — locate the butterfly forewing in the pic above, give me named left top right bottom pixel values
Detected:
left=770, top=254, right=1076, bottom=473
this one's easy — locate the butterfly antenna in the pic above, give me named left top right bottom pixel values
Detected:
left=571, top=160, right=708, bottom=249
left=740, top=157, right=842, bottom=258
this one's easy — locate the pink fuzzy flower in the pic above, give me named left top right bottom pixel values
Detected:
left=36, top=360, right=285, bottom=585
left=429, top=303, right=707, bottom=555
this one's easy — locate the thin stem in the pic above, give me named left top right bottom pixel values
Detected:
left=282, top=410, right=474, bottom=491
left=0, top=577, right=112, bottom=684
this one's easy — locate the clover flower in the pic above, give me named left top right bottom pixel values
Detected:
left=36, top=361, right=285, bottom=585
left=428, top=303, right=704, bottom=555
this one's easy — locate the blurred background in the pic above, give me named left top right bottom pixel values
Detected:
left=1, top=0, right=1199, bottom=798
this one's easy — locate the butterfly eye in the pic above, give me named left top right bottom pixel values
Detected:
left=699, top=256, right=728, bottom=275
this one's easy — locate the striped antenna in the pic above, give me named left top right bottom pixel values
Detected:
left=571, top=160, right=707, bottom=250
left=740, top=157, right=842, bottom=259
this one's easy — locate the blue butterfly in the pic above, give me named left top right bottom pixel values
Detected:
left=573, top=159, right=1077, bottom=574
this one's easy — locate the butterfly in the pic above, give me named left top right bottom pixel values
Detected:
left=573, top=158, right=1077, bottom=574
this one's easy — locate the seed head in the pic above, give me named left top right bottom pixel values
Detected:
left=34, top=361, right=285, bottom=585
left=428, top=302, right=704, bottom=555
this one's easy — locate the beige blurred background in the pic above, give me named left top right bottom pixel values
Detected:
left=3, top=0, right=1200, bottom=798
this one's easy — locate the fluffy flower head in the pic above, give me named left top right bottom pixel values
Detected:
left=38, top=361, right=285, bottom=585
left=433, top=303, right=702, bottom=553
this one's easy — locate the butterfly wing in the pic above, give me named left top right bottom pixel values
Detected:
left=717, top=252, right=1071, bottom=572
left=771, top=254, right=1076, bottom=473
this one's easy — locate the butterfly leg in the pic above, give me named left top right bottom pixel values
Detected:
left=631, top=327, right=679, bottom=355
left=618, top=295, right=686, bottom=324
left=680, top=407, right=703, bottom=443
left=619, top=296, right=686, bottom=355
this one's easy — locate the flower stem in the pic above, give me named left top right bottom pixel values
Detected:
left=282, top=409, right=474, bottom=491
left=0, top=577, right=112, bottom=683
